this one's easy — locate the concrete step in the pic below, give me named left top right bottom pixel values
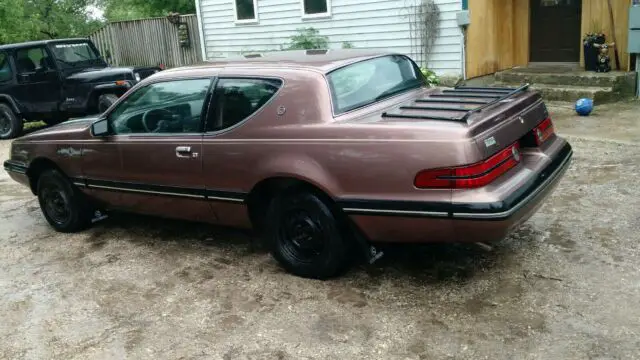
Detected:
left=495, top=69, right=633, bottom=88
left=522, top=84, right=614, bottom=103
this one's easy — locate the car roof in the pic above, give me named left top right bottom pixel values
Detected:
left=0, top=38, right=91, bottom=51
left=159, top=49, right=400, bottom=76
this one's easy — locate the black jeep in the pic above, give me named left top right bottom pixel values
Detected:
left=0, top=38, right=161, bottom=139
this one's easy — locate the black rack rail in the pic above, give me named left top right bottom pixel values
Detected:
left=381, top=83, right=530, bottom=122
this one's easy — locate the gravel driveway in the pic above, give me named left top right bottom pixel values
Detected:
left=1, top=101, right=639, bottom=359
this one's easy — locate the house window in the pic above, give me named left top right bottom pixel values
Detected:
left=302, top=0, right=331, bottom=18
left=234, top=0, right=258, bottom=23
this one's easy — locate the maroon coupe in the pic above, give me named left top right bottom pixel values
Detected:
left=4, top=50, right=572, bottom=279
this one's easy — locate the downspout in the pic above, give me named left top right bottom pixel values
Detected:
left=461, top=27, right=467, bottom=80
left=195, top=0, right=207, bottom=61
left=461, top=0, right=468, bottom=80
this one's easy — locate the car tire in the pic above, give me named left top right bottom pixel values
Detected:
left=37, top=169, right=92, bottom=233
left=98, top=94, right=119, bottom=113
left=265, top=189, right=351, bottom=279
left=0, top=103, right=23, bottom=140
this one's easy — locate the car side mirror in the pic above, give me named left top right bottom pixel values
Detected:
left=91, top=118, right=110, bottom=137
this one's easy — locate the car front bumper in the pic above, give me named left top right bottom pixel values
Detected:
left=3, top=160, right=30, bottom=187
left=341, top=141, right=573, bottom=244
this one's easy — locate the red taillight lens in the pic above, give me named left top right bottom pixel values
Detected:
left=415, top=143, right=521, bottom=189
left=414, top=168, right=454, bottom=188
left=534, top=117, right=554, bottom=145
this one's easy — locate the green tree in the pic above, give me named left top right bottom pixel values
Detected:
left=0, top=0, right=102, bottom=45
left=100, top=0, right=196, bottom=21
left=26, top=0, right=102, bottom=38
left=0, top=0, right=195, bottom=45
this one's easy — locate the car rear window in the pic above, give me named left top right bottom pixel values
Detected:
left=327, top=55, right=425, bottom=115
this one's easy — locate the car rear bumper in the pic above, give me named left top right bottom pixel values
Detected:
left=341, top=141, right=573, bottom=243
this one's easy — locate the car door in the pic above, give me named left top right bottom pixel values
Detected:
left=81, top=77, right=215, bottom=223
left=11, top=46, right=62, bottom=116
left=201, top=77, right=283, bottom=227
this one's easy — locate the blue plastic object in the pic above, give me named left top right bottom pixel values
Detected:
left=575, top=98, right=594, bottom=116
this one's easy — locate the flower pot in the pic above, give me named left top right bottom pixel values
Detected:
left=583, top=34, right=605, bottom=72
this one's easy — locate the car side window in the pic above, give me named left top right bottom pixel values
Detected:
left=0, top=53, right=12, bottom=82
left=15, top=47, right=54, bottom=74
left=206, top=78, right=282, bottom=132
left=108, top=78, right=212, bottom=135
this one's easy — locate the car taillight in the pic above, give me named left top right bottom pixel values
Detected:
left=414, top=143, right=521, bottom=189
left=534, top=117, right=554, bottom=145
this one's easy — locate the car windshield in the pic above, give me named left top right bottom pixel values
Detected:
left=327, top=55, right=425, bottom=114
left=49, top=42, right=103, bottom=68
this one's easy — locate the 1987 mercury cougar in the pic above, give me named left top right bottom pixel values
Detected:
left=3, top=50, right=572, bottom=279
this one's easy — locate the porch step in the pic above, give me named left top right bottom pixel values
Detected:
left=495, top=69, right=633, bottom=88
left=499, top=83, right=614, bottom=103
left=491, top=68, right=637, bottom=103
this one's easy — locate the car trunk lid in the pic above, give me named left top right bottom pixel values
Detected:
left=376, top=84, right=548, bottom=158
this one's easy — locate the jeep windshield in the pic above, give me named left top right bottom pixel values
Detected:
left=327, top=54, right=426, bottom=115
left=49, top=42, right=105, bottom=68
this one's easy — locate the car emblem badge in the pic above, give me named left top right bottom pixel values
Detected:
left=277, top=105, right=286, bottom=116
left=512, top=146, right=521, bottom=162
left=484, top=136, right=497, bottom=148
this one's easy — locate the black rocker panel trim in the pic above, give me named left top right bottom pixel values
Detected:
left=74, top=177, right=247, bottom=203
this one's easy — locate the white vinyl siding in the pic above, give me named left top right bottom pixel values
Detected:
left=197, top=0, right=463, bottom=77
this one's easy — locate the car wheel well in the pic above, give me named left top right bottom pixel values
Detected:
left=246, top=177, right=345, bottom=232
left=26, top=158, right=64, bottom=195
left=0, top=99, right=20, bottom=117
left=90, top=90, right=124, bottom=112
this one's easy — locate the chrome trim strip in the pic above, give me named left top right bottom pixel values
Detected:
left=342, top=207, right=449, bottom=217
left=3, top=163, right=27, bottom=174
left=89, top=184, right=206, bottom=199
left=206, top=195, right=245, bottom=203
left=452, top=150, right=572, bottom=219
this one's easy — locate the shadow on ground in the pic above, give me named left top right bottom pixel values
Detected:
left=85, top=211, right=532, bottom=285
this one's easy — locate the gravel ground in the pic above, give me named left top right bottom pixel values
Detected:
left=1, top=101, right=639, bottom=359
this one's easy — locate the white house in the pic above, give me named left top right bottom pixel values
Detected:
left=194, top=0, right=464, bottom=78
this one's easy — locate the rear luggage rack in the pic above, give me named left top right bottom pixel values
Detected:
left=382, top=83, right=530, bottom=122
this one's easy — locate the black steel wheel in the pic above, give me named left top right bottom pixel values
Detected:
left=37, top=169, right=92, bottom=233
left=0, top=103, right=22, bottom=140
left=266, top=190, right=350, bottom=279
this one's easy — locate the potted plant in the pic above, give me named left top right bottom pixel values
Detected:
left=583, top=31, right=606, bottom=71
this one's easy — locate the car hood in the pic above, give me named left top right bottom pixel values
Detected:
left=65, top=67, right=135, bottom=82
left=65, top=65, right=161, bottom=83
left=19, top=117, right=97, bottom=142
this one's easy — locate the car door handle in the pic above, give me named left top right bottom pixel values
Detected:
left=175, top=146, right=192, bottom=158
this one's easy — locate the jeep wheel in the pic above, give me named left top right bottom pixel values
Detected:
left=98, top=94, right=119, bottom=113
left=0, top=103, right=22, bottom=140
left=265, top=189, right=351, bottom=279
left=37, top=169, right=92, bottom=233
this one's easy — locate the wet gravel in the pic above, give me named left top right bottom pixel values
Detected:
left=1, top=101, right=639, bottom=359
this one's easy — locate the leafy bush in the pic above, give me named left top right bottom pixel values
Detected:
left=420, top=68, right=439, bottom=86
left=341, top=41, right=354, bottom=49
left=287, top=27, right=329, bottom=50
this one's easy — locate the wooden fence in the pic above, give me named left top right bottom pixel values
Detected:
left=89, top=14, right=203, bottom=69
